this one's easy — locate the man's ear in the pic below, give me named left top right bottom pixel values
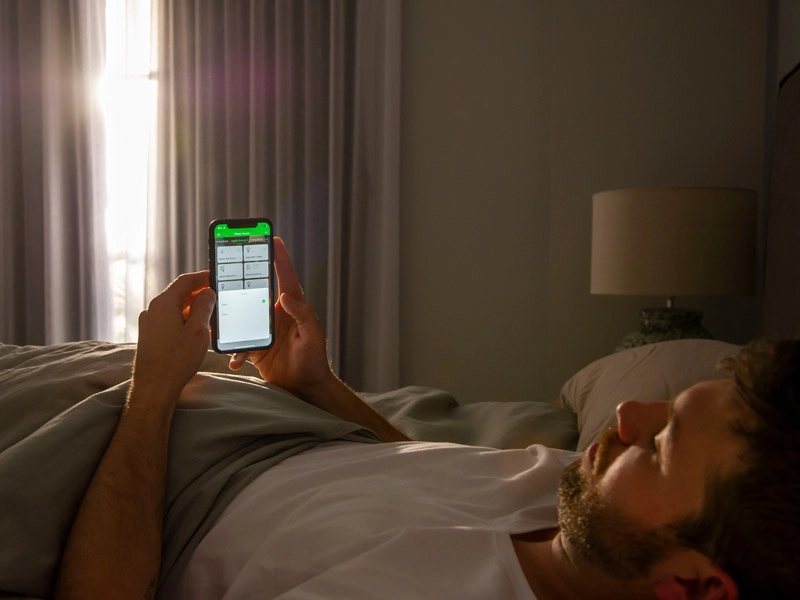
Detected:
left=654, top=568, right=738, bottom=600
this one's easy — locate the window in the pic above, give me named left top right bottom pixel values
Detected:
left=96, top=0, right=156, bottom=342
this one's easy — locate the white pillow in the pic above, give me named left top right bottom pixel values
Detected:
left=560, top=339, right=741, bottom=451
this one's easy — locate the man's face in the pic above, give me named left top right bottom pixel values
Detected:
left=557, top=379, right=748, bottom=579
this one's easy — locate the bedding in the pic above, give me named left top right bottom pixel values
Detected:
left=0, top=338, right=741, bottom=598
left=0, top=340, right=577, bottom=599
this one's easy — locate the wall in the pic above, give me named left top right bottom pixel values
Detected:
left=400, top=0, right=770, bottom=404
left=400, top=0, right=551, bottom=404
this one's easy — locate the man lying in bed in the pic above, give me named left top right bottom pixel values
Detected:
left=53, top=238, right=799, bottom=600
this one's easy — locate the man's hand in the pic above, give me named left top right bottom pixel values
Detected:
left=133, top=271, right=216, bottom=398
left=228, top=238, right=409, bottom=442
left=228, top=237, right=334, bottom=398
left=54, top=272, right=216, bottom=600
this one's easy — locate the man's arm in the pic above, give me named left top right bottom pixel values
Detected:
left=298, top=369, right=411, bottom=444
left=273, top=292, right=410, bottom=443
left=53, top=272, right=215, bottom=600
left=230, top=237, right=410, bottom=442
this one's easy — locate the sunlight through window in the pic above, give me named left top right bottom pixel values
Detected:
left=97, top=0, right=156, bottom=342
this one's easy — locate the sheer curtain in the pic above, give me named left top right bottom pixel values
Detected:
left=0, top=1, right=111, bottom=345
left=149, top=0, right=401, bottom=391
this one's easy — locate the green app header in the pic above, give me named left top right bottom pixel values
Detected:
left=214, top=222, right=271, bottom=238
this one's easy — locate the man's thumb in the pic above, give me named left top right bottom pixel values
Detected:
left=279, top=293, right=303, bottom=320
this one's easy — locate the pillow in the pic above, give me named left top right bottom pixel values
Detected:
left=560, top=339, right=741, bottom=451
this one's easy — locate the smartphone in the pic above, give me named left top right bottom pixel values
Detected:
left=208, top=218, right=275, bottom=353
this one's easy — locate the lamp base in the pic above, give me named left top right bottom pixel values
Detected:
left=616, top=307, right=713, bottom=351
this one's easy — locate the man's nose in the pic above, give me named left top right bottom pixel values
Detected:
left=615, top=400, right=669, bottom=446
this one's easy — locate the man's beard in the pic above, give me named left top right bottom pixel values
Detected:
left=556, top=428, right=681, bottom=580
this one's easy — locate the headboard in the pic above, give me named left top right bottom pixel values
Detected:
left=762, top=61, right=800, bottom=339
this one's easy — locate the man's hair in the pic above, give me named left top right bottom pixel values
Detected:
left=673, top=338, right=800, bottom=600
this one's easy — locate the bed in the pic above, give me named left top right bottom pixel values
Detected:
left=0, top=337, right=741, bottom=599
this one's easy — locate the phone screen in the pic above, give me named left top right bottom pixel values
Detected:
left=209, top=219, right=274, bottom=353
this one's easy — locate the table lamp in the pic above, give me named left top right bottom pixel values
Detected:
left=590, top=187, right=757, bottom=350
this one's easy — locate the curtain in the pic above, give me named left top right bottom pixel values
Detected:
left=150, top=0, right=400, bottom=391
left=0, top=0, right=111, bottom=345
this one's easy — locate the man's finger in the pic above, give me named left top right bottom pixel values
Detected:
left=273, top=237, right=304, bottom=300
left=229, top=352, right=249, bottom=371
left=186, top=287, right=216, bottom=328
left=163, top=271, right=211, bottom=306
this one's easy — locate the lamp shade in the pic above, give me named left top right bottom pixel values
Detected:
left=590, top=187, right=757, bottom=297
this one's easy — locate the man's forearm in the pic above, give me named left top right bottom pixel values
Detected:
left=54, top=381, right=177, bottom=600
left=304, top=376, right=411, bottom=442
left=53, top=271, right=215, bottom=600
